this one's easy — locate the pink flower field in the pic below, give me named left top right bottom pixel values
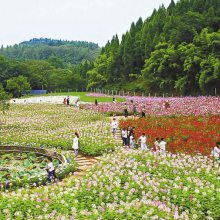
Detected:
left=84, top=95, right=220, bottom=116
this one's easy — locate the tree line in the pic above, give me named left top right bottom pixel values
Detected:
left=0, top=38, right=100, bottom=66
left=0, top=55, right=94, bottom=97
left=1, top=0, right=220, bottom=98
left=87, top=0, right=220, bottom=95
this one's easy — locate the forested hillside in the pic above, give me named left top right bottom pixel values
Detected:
left=0, top=55, right=94, bottom=94
left=1, top=0, right=220, bottom=96
left=0, top=38, right=100, bottom=65
left=87, top=0, right=220, bottom=95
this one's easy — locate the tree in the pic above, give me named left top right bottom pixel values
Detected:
left=0, top=83, right=10, bottom=115
left=7, top=76, right=31, bottom=97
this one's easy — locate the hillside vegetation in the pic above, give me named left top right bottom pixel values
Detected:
left=87, top=0, right=220, bottom=95
left=0, top=38, right=100, bottom=65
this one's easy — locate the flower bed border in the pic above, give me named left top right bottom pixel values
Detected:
left=0, top=145, right=67, bottom=164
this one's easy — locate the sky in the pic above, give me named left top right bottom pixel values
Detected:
left=0, top=0, right=173, bottom=47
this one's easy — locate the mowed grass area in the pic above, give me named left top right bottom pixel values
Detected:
left=26, top=92, right=125, bottom=103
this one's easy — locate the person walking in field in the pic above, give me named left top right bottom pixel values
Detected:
left=139, top=133, right=147, bottom=150
left=46, top=158, right=55, bottom=182
left=111, top=118, right=118, bottom=138
left=129, top=133, right=135, bottom=149
left=72, top=132, right=79, bottom=156
left=153, top=137, right=160, bottom=152
left=159, top=137, right=166, bottom=154
left=123, top=103, right=128, bottom=118
left=211, top=142, right=220, bottom=159
left=67, top=96, right=70, bottom=105
left=121, top=128, right=128, bottom=147
left=133, top=104, right=137, bottom=117
left=141, top=106, right=146, bottom=118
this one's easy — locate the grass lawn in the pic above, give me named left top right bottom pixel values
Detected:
left=25, top=92, right=125, bottom=103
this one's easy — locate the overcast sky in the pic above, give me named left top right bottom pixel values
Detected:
left=1, top=0, right=173, bottom=47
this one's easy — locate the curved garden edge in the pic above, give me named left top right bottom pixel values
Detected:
left=0, top=146, right=77, bottom=191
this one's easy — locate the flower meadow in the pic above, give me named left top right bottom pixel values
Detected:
left=84, top=95, right=220, bottom=116
left=0, top=95, right=220, bottom=219
left=0, top=149, right=219, bottom=219
left=119, top=115, right=220, bottom=156
left=0, top=104, right=116, bottom=156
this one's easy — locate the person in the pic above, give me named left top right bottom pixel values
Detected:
left=67, top=96, right=70, bottom=105
left=159, top=138, right=166, bottom=154
left=130, top=134, right=135, bottom=149
left=139, top=133, right=147, bottom=150
left=153, top=137, right=160, bottom=152
left=63, top=98, right=67, bottom=105
left=124, top=103, right=128, bottom=118
left=75, top=98, right=80, bottom=108
left=133, top=104, right=137, bottom=117
left=127, top=126, right=133, bottom=147
left=111, top=118, right=118, bottom=138
left=46, top=158, right=55, bottom=182
left=72, top=132, right=79, bottom=156
left=163, top=101, right=170, bottom=110
left=95, top=99, right=98, bottom=106
left=141, top=106, right=146, bottom=118
left=112, top=96, right=116, bottom=103
left=211, top=142, right=220, bottom=159
left=121, top=128, right=128, bottom=147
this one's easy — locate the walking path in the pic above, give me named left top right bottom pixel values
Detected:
left=71, top=117, right=122, bottom=179
left=73, top=154, right=100, bottom=177
left=10, top=96, right=80, bottom=104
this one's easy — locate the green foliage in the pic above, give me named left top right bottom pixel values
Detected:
left=86, top=0, right=220, bottom=95
left=0, top=38, right=100, bottom=65
left=6, top=75, right=31, bottom=97
left=0, top=83, right=10, bottom=114
left=0, top=55, right=94, bottom=92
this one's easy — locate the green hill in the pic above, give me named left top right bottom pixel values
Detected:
left=87, top=0, right=220, bottom=95
left=0, top=38, right=100, bottom=65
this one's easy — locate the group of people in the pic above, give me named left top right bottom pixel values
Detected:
left=112, top=118, right=220, bottom=160
left=123, top=102, right=145, bottom=118
left=45, top=132, right=80, bottom=183
left=111, top=118, right=167, bottom=153
left=63, top=96, right=70, bottom=105
left=63, top=96, right=80, bottom=107
left=122, top=100, right=173, bottom=118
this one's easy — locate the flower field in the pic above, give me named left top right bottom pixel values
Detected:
left=0, top=149, right=219, bottom=219
left=0, top=104, right=116, bottom=156
left=119, top=115, right=220, bottom=156
left=84, top=96, right=220, bottom=116
left=0, top=96, right=219, bottom=219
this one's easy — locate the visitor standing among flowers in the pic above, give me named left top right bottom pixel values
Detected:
left=153, top=137, right=160, bottom=151
left=124, top=103, right=128, bottom=118
left=133, top=104, right=137, bottom=117
left=141, top=106, right=146, bottom=118
left=72, top=132, right=79, bottom=156
left=159, top=138, right=166, bottom=154
left=129, top=133, right=135, bottom=148
left=46, top=158, right=55, bottom=182
left=121, top=128, right=128, bottom=147
left=67, top=96, right=70, bottom=105
left=211, top=142, right=220, bottom=159
left=111, top=118, right=118, bottom=138
left=139, top=133, right=147, bottom=150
